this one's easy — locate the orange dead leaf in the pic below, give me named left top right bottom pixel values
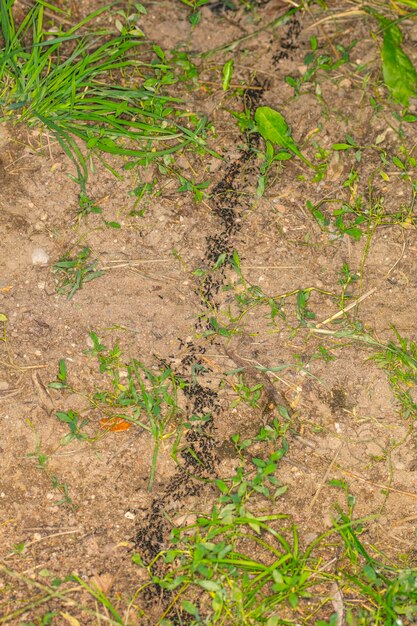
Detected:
left=100, top=416, right=133, bottom=432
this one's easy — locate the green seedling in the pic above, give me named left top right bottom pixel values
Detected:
left=114, top=4, right=146, bottom=37
left=27, top=443, right=76, bottom=509
left=370, top=327, right=417, bottom=419
left=391, top=144, right=417, bottom=183
left=202, top=249, right=332, bottom=335
left=176, top=0, right=210, bottom=26
left=77, top=193, right=102, bottom=217
left=230, top=375, right=263, bottom=409
left=170, top=48, right=200, bottom=82
left=328, top=478, right=357, bottom=518
left=338, top=262, right=359, bottom=309
left=127, top=360, right=184, bottom=490
left=306, top=197, right=368, bottom=241
left=254, top=137, right=293, bottom=197
left=56, top=410, right=90, bottom=445
left=286, top=38, right=357, bottom=96
left=12, top=542, right=26, bottom=556
left=295, top=289, right=316, bottom=325
left=332, top=134, right=362, bottom=162
left=128, top=178, right=158, bottom=213
left=206, top=316, right=235, bottom=338
left=48, top=359, right=68, bottom=390
left=177, top=173, right=210, bottom=202
left=230, top=106, right=256, bottom=134
left=50, top=474, right=74, bottom=507
left=53, top=247, right=104, bottom=299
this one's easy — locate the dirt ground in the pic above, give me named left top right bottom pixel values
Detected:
left=1, top=1, right=417, bottom=624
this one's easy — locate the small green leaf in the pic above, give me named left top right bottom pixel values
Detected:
left=181, top=600, right=199, bottom=616
left=332, top=143, right=354, bottom=150
left=198, top=580, right=220, bottom=592
left=58, top=359, right=67, bottom=382
left=213, top=253, right=227, bottom=270
left=222, top=59, right=234, bottom=91
left=215, top=479, right=229, bottom=494
left=231, top=249, right=241, bottom=272
left=274, top=485, right=288, bottom=498
left=274, top=150, right=292, bottom=161
left=132, top=553, right=145, bottom=566
left=392, top=155, right=406, bottom=170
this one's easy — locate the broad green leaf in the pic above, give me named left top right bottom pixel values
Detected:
left=380, top=19, right=417, bottom=106
left=254, top=106, right=316, bottom=170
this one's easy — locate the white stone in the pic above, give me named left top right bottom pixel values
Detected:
left=32, top=248, right=50, bottom=266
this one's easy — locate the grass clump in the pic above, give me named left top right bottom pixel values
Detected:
left=0, top=1, right=212, bottom=191
left=53, top=246, right=103, bottom=299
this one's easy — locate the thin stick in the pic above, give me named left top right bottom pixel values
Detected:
left=0, top=564, right=120, bottom=625
left=306, top=9, right=366, bottom=29
left=0, top=388, right=23, bottom=400
left=0, top=359, right=47, bottom=371
left=383, top=231, right=406, bottom=279
left=103, top=258, right=171, bottom=265
left=308, top=446, right=341, bottom=511
left=313, top=287, right=377, bottom=329
left=5, top=529, right=80, bottom=559
left=241, top=265, right=303, bottom=270
left=340, top=469, right=417, bottom=500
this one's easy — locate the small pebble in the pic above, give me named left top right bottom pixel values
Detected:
left=339, top=78, right=351, bottom=89
left=32, top=248, right=49, bottom=266
left=124, top=511, right=135, bottom=520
